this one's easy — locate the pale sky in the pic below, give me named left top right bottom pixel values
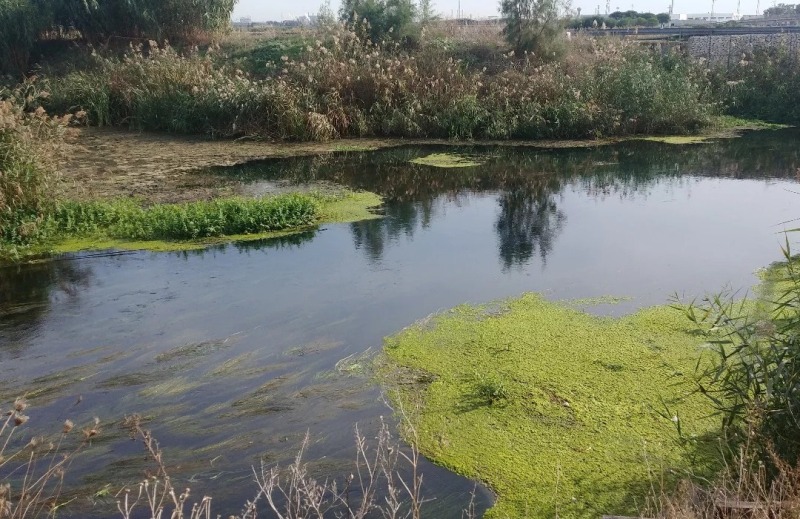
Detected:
left=232, top=0, right=768, bottom=22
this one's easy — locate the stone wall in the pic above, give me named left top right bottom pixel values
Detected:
left=688, top=33, right=800, bottom=64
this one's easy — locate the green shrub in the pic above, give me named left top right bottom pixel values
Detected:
left=49, top=0, right=235, bottom=44
left=339, top=0, right=417, bottom=44
left=49, top=195, right=319, bottom=241
left=0, top=0, right=42, bottom=75
left=716, top=47, right=800, bottom=125
left=683, top=243, right=800, bottom=470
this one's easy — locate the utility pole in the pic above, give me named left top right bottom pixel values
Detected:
left=606, top=0, right=610, bottom=15
left=711, top=0, right=715, bottom=19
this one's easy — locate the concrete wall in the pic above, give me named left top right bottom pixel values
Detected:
left=688, top=33, right=800, bottom=64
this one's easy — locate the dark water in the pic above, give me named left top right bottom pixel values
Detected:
left=1, top=129, right=799, bottom=517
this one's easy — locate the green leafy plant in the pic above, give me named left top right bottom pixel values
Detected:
left=473, top=372, right=509, bottom=406
left=682, top=240, right=800, bottom=469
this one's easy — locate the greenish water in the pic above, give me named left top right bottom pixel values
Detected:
left=1, top=129, right=799, bottom=517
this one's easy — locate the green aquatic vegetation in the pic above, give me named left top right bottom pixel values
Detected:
left=332, top=144, right=379, bottom=153
left=3, top=189, right=382, bottom=260
left=711, top=115, right=790, bottom=130
left=138, top=376, right=200, bottom=398
left=564, top=295, right=633, bottom=307
left=51, top=194, right=318, bottom=241
left=155, top=339, right=234, bottom=363
left=381, top=294, right=720, bottom=518
left=410, top=153, right=483, bottom=168
left=639, top=136, right=713, bottom=145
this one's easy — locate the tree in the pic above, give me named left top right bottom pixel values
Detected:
left=500, top=0, right=567, bottom=58
left=764, top=3, right=799, bottom=16
left=340, top=0, right=417, bottom=43
left=418, top=0, right=437, bottom=24
left=656, top=12, right=670, bottom=24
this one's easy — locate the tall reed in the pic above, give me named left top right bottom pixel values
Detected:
left=44, top=32, right=715, bottom=142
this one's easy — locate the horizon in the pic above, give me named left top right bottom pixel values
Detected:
left=232, top=0, right=770, bottom=22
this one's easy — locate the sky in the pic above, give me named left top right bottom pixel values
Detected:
left=232, top=0, right=770, bottom=22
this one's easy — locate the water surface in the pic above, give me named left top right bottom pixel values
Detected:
left=1, top=129, right=799, bottom=516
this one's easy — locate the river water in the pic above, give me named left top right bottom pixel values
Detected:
left=1, top=130, right=799, bottom=516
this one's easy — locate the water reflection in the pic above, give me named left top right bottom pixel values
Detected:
left=211, top=129, right=800, bottom=268
left=496, top=189, right=566, bottom=270
left=0, top=260, right=93, bottom=360
left=1, top=130, right=798, bottom=517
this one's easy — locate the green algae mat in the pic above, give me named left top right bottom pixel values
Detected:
left=381, top=294, right=719, bottom=518
left=410, top=153, right=483, bottom=168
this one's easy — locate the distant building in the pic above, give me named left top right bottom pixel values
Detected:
left=670, top=12, right=742, bottom=25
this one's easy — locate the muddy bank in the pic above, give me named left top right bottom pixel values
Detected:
left=60, top=128, right=398, bottom=203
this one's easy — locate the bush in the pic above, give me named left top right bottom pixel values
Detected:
left=339, top=0, right=417, bottom=44
left=49, top=195, right=319, bottom=241
left=683, top=243, right=800, bottom=470
left=49, top=0, right=235, bottom=43
left=43, top=35, right=715, bottom=141
left=500, top=0, right=567, bottom=59
left=0, top=83, right=67, bottom=248
left=0, top=0, right=42, bottom=75
left=716, top=47, right=800, bottom=125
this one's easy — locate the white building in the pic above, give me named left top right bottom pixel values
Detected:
left=670, top=12, right=742, bottom=24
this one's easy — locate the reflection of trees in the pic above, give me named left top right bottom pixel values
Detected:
left=171, top=231, right=318, bottom=260
left=496, top=189, right=566, bottom=270
left=209, top=129, right=800, bottom=265
left=0, top=261, right=93, bottom=360
left=351, top=199, right=438, bottom=263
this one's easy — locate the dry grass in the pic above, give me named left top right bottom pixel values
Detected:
left=650, top=445, right=800, bottom=519
left=0, top=81, right=72, bottom=249
left=0, top=398, right=100, bottom=519
left=43, top=26, right=715, bottom=142
left=117, top=412, right=471, bottom=519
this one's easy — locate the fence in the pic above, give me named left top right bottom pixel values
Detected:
left=688, top=33, right=800, bottom=67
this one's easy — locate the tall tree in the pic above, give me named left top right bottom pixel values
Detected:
left=418, top=0, right=437, bottom=23
left=500, top=0, right=567, bottom=58
left=339, top=0, right=417, bottom=43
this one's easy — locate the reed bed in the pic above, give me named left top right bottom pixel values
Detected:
left=44, top=31, right=715, bottom=141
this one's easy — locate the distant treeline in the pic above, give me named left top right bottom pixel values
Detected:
left=568, top=10, right=670, bottom=29
left=764, top=3, right=800, bottom=16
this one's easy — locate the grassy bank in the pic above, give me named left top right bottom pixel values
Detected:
left=381, top=295, right=720, bottom=518
left=1, top=190, right=381, bottom=261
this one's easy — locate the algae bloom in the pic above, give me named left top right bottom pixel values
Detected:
left=382, top=294, right=719, bottom=518
left=410, top=153, right=483, bottom=168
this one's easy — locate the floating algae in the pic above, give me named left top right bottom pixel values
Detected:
left=410, top=153, right=483, bottom=168
left=381, top=293, right=720, bottom=518
left=639, top=136, right=713, bottom=145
